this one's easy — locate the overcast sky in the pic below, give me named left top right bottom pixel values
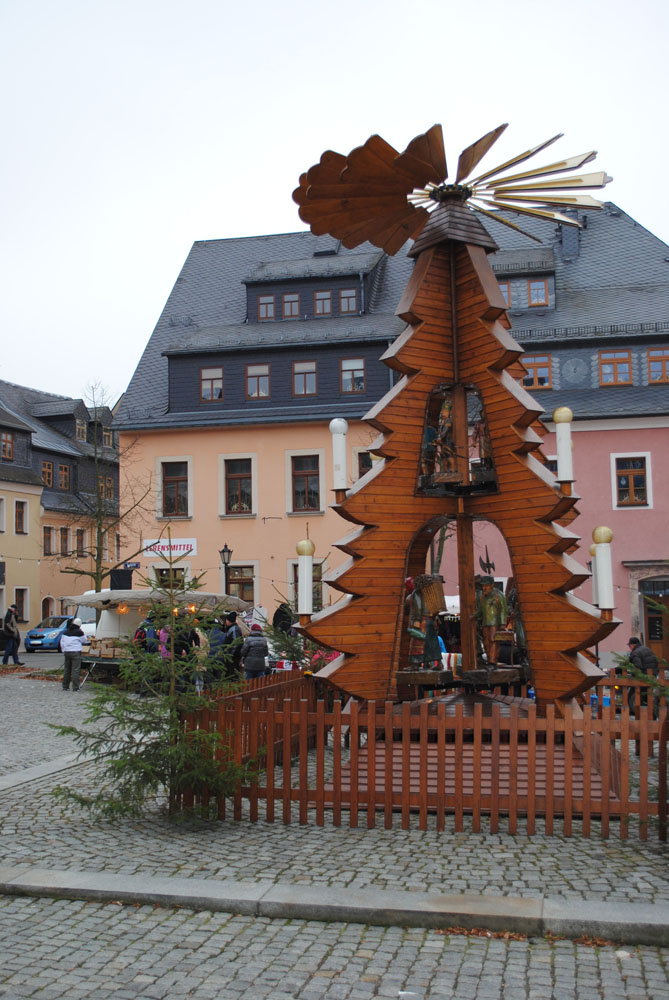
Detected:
left=2, top=0, right=668, bottom=404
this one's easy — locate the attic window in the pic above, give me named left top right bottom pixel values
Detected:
left=103, top=428, right=113, bottom=447
left=76, top=419, right=86, bottom=442
left=1, top=432, right=13, bottom=461
left=600, top=350, right=631, bottom=386
left=313, top=249, right=338, bottom=257
left=528, top=279, right=548, bottom=307
left=314, top=290, right=332, bottom=316
left=258, top=295, right=275, bottom=321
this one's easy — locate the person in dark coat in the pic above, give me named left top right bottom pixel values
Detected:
left=2, top=604, right=24, bottom=666
left=221, top=612, right=243, bottom=677
left=59, top=618, right=86, bottom=691
left=626, top=636, right=660, bottom=715
left=240, top=624, right=269, bottom=680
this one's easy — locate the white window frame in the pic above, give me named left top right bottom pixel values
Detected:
left=352, top=447, right=382, bottom=482
left=14, top=498, right=29, bottom=535
left=285, top=448, right=325, bottom=514
left=610, top=451, right=653, bottom=510
left=152, top=562, right=192, bottom=587
left=155, top=455, right=194, bottom=520
left=287, top=557, right=328, bottom=610
left=218, top=452, right=258, bottom=518
left=223, top=559, right=259, bottom=606
left=14, top=586, right=29, bottom=624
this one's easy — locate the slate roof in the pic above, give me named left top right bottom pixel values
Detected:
left=115, top=204, right=669, bottom=429
left=244, top=249, right=383, bottom=283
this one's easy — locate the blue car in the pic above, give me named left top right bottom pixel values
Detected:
left=24, top=616, right=90, bottom=652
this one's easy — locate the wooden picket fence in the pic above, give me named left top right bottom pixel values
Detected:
left=180, top=669, right=669, bottom=841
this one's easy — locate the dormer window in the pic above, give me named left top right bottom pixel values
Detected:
left=600, top=350, right=631, bottom=386
left=498, top=281, right=510, bottom=306
left=314, top=290, right=332, bottom=316
left=247, top=364, right=270, bottom=399
left=258, top=295, right=275, bottom=321
left=340, top=288, right=357, bottom=314
left=1, top=432, right=13, bottom=460
left=200, top=367, right=223, bottom=401
left=76, top=419, right=87, bottom=441
left=103, top=428, right=113, bottom=447
left=341, top=358, right=366, bottom=393
left=528, top=279, right=548, bottom=307
left=283, top=293, right=300, bottom=319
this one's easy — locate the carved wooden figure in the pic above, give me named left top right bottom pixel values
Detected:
left=293, top=124, right=619, bottom=705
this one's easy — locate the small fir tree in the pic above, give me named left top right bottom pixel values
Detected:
left=51, top=543, right=251, bottom=819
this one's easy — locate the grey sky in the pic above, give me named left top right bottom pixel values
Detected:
left=2, top=0, right=667, bottom=402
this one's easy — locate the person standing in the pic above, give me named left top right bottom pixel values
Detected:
left=474, top=577, right=507, bottom=668
left=60, top=618, right=86, bottom=691
left=2, top=604, right=24, bottom=666
left=222, top=611, right=244, bottom=678
left=239, top=624, right=269, bottom=680
left=626, top=636, right=660, bottom=716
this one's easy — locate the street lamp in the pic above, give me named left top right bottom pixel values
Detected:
left=219, top=542, right=232, bottom=595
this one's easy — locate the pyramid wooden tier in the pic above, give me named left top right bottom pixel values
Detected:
left=303, top=204, right=618, bottom=705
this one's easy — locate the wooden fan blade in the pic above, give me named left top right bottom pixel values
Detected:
left=339, top=206, right=427, bottom=254
left=396, top=123, right=447, bottom=184
left=468, top=133, right=563, bottom=185
left=455, top=123, right=508, bottom=183
left=481, top=150, right=598, bottom=188
left=307, top=153, right=348, bottom=186
left=305, top=181, right=417, bottom=200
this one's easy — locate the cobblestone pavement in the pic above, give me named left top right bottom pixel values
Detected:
left=2, top=673, right=669, bottom=999
left=0, top=664, right=96, bottom=775
left=1, top=673, right=668, bottom=905
left=0, top=895, right=668, bottom=1000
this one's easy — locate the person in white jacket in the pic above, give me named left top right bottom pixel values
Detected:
left=60, top=618, right=86, bottom=691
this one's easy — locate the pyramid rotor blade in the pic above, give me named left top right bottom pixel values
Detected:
left=477, top=197, right=583, bottom=226
left=479, top=150, right=598, bottom=188
left=396, top=124, right=447, bottom=184
left=455, top=123, right=508, bottom=183
left=468, top=133, right=563, bottom=185
left=492, top=171, right=613, bottom=194
left=469, top=203, right=544, bottom=242
left=489, top=192, right=606, bottom=209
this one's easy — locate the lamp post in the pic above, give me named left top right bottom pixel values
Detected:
left=219, top=542, right=232, bottom=596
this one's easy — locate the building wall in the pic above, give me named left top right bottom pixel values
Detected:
left=0, top=481, right=42, bottom=633
left=118, top=419, right=377, bottom=616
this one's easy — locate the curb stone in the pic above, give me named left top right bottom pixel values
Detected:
left=0, top=865, right=668, bottom=946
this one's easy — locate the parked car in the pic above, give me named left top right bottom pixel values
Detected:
left=24, top=616, right=93, bottom=652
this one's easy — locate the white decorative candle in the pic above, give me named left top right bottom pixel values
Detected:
left=592, top=526, right=614, bottom=610
left=552, top=406, right=574, bottom=484
left=296, top=538, right=316, bottom=615
left=329, top=418, right=349, bottom=491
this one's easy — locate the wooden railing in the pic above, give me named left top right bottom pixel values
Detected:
left=180, top=669, right=668, bottom=840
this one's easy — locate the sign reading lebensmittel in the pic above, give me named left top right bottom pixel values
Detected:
left=143, top=538, right=197, bottom=558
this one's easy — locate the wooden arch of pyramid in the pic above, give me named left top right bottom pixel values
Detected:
left=294, top=126, right=619, bottom=706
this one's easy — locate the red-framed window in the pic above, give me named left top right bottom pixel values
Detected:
left=43, top=526, right=54, bottom=555
left=246, top=364, right=270, bottom=399
left=340, top=288, right=357, bottom=314
left=15, top=501, right=26, bottom=534
left=648, top=348, right=669, bottom=383
left=292, top=455, right=320, bottom=511
left=41, top=461, right=53, bottom=487
left=615, top=457, right=647, bottom=506
left=293, top=361, right=317, bottom=396
left=521, top=354, right=552, bottom=389
left=228, top=565, right=255, bottom=603
left=282, top=293, right=300, bottom=319
left=225, top=459, right=252, bottom=515
left=1, top=432, right=13, bottom=460
left=599, top=350, right=632, bottom=386
left=258, top=295, right=275, bottom=321
left=58, top=465, right=70, bottom=490
left=60, top=527, right=69, bottom=555
left=528, top=279, right=548, bottom=307
left=200, top=367, right=223, bottom=401
left=341, top=357, right=366, bottom=393
left=314, top=290, right=332, bottom=316
left=161, top=462, right=188, bottom=517
left=76, top=528, right=85, bottom=556
left=498, top=281, right=510, bottom=306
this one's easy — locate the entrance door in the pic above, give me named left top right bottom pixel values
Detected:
left=640, top=579, right=669, bottom=665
